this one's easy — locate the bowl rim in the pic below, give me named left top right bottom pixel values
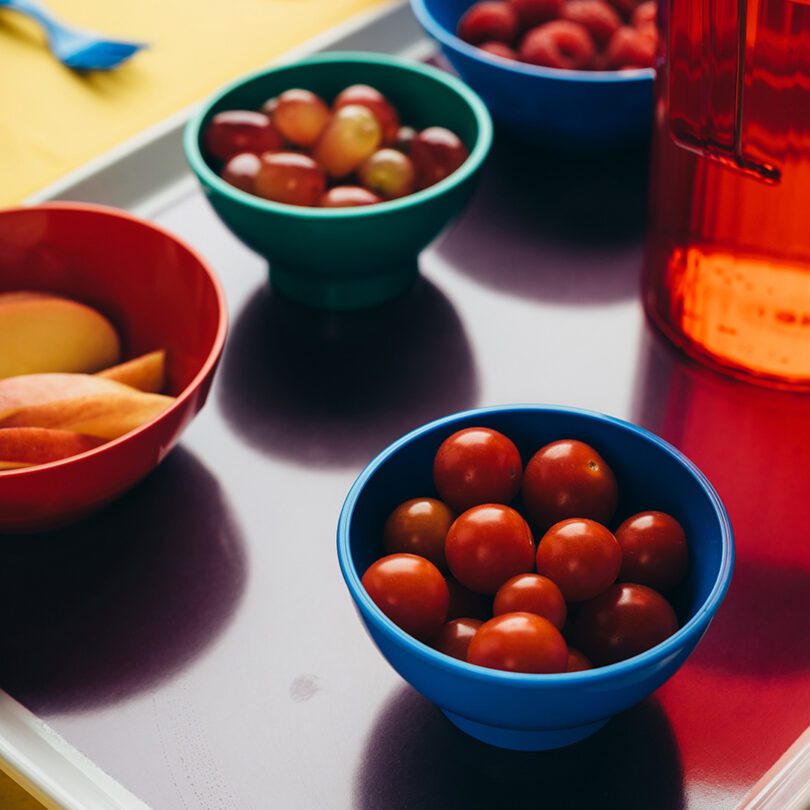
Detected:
left=337, top=403, right=735, bottom=686
left=0, top=202, right=228, bottom=478
left=183, top=50, right=494, bottom=219
left=410, top=0, right=655, bottom=84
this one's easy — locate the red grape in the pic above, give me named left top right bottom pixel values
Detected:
left=254, top=152, right=326, bottom=206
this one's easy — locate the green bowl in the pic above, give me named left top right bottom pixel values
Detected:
left=184, top=52, right=493, bottom=309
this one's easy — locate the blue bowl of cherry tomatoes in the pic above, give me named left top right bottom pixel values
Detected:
left=184, top=51, right=492, bottom=310
left=337, top=404, right=733, bottom=750
left=410, top=0, right=656, bottom=148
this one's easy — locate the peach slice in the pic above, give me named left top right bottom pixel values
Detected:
left=0, top=291, right=121, bottom=379
left=0, top=427, right=106, bottom=471
left=0, top=373, right=174, bottom=440
left=96, top=350, right=166, bottom=393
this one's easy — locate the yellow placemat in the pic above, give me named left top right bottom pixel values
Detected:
left=0, top=0, right=386, bottom=207
left=0, top=769, right=45, bottom=809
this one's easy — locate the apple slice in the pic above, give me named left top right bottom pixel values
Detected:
left=0, top=427, right=106, bottom=470
left=96, top=350, right=166, bottom=393
left=0, top=373, right=174, bottom=440
left=0, top=291, right=121, bottom=379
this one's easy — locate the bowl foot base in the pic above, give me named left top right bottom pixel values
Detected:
left=442, top=709, right=609, bottom=751
left=269, top=260, right=419, bottom=310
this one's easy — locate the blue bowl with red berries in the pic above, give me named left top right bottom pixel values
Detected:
left=337, top=404, right=733, bottom=750
left=410, top=0, right=655, bottom=149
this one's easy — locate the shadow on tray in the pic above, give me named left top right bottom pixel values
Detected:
left=356, top=686, right=683, bottom=810
left=0, top=447, right=247, bottom=714
left=217, top=277, right=479, bottom=468
left=632, top=327, right=810, bottom=678
left=437, top=133, right=649, bottom=305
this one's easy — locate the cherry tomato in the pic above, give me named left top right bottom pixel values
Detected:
left=458, top=2, right=520, bottom=45
left=272, top=89, right=331, bottom=147
left=507, top=0, right=562, bottom=28
left=314, top=104, right=382, bottom=178
left=479, top=41, right=519, bottom=60
left=433, top=618, right=483, bottom=661
left=560, top=0, right=622, bottom=48
left=383, top=497, right=456, bottom=572
left=536, top=518, right=622, bottom=602
left=254, top=152, right=326, bottom=206
left=319, top=186, right=382, bottom=208
left=615, top=511, right=688, bottom=592
left=493, top=573, right=567, bottom=629
left=410, top=128, right=470, bottom=190
left=573, top=583, right=679, bottom=665
left=445, top=504, right=535, bottom=594
left=467, top=612, right=568, bottom=673
left=394, top=126, right=417, bottom=153
left=358, top=148, right=416, bottom=199
left=203, top=110, right=283, bottom=162
left=566, top=648, right=593, bottom=672
left=221, top=152, right=261, bottom=194
left=605, top=26, right=656, bottom=69
left=521, top=439, right=618, bottom=532
left=334, top=84, right=400, bottom=145
left=260, top=96, right=279, bottom=117
left=632, top=1, right=657, bottom=30
left=433, top=427, right=522, bottom=512
left=362, top=553, right=449, bottom=640
left=519, top=21, right=597, bottom=70
left=446, top=577, right=492, bottom=620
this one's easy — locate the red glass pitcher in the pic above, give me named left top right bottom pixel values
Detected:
left=643, top=0, right=810, bottom=388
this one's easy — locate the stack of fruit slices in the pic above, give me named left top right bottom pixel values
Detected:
left=0, top=291, right=173, bottom=470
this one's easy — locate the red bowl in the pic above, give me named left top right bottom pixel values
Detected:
left=0, top=203, right=227, bottom=533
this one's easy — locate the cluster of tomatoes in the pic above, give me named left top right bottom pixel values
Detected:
left=457, top=0, right=657, bottom=71
left=202, top=84, right=469, bottom=208
left=362, top=427, right=688, bottom=674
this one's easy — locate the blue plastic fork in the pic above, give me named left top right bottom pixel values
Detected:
left=0, top=0, right=145, bottom=71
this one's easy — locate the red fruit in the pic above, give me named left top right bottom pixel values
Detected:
left=479, top=41, right=519, bottom=60
left=203, top=110, right=284, bottom=162
left=605, top=25, right=656, bottom=68
left=566, top=648, right=593, bottom=672
left=519, top=20, right=596, bottom=70
left=536, top=518, right=622, bottom=602
left=334, top=84, right=401, bottom=145
left=394, top=126, right=417, bottom=153
left=362, top=553, right=449, bottom=640
left=560, top=0, right=622, bottom=48
left=521, top=439, right=618, bottom=532
left=632, top=0, right=656, bottom=29
left=458, top=1, right=519, bottom=45
left=615, top=511, right=689, bottom=592
left=221, top=153, right=261, bottom=194
left=433, top=618, right=483, bottom=661
left=508, top=0, right=562, bottom=28
left=433, top=427, right=522, bottom=512
left=467, top=612, right=568, bottom=673
left=383, top=497, right=456, bottom=571
left=318, top=186, right=382, bottom=208
left=410, top=127, right=470, bottom=190
left=445, top=504, right=535, bottom=595
left=254, top=152, right=326, bottom=206
left=272, top=89, right=331, bottom=147
left=573, top=583, right=679, bottom=665
left=493, top=573, right=567, bottom=629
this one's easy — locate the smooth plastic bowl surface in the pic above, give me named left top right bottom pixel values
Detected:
left=184, top=51, right=493, bottom=310
left=338, top=405, right=734, bottom=750
left=410, top=0, right=654, bottom=149
left=0, top=203, right=227, bottom=533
